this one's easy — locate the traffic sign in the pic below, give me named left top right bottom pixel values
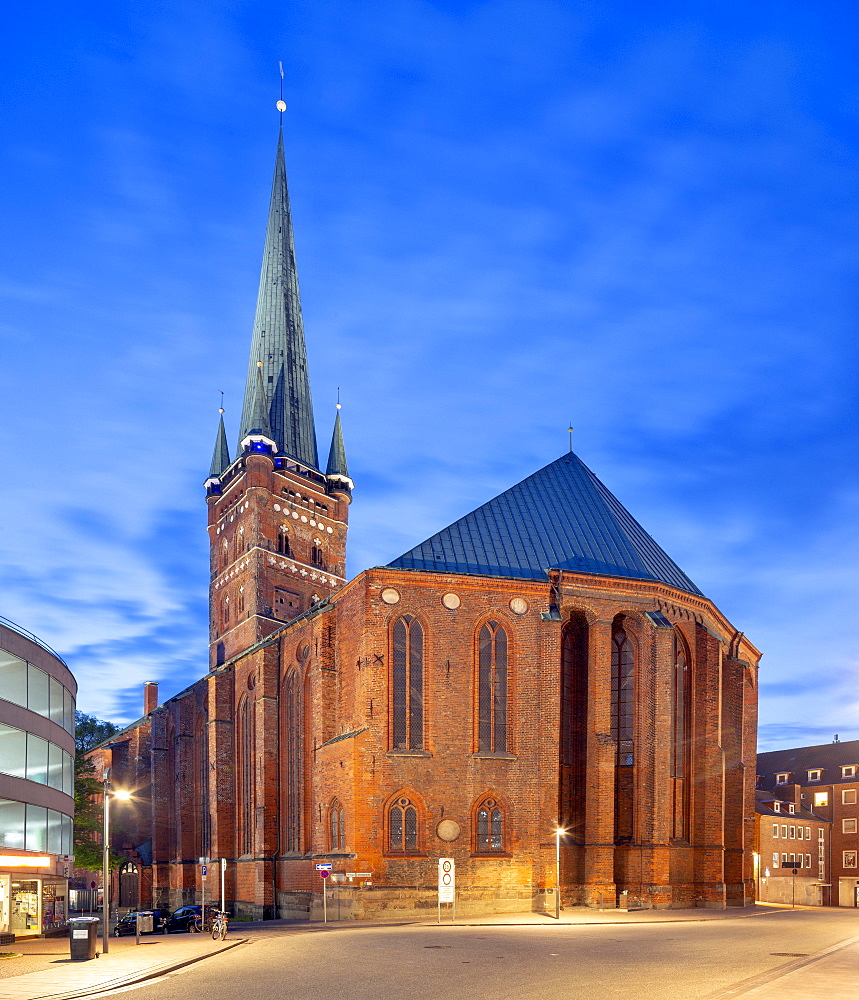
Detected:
left=319, top=870, right=330, bottom=878
left=438, top=858, right=455, bottom=903
left=201, top=864, right=207, bottom=876
left=89, top=881, right=97, bottom=890
left=315, top=863, right=333, bottom=871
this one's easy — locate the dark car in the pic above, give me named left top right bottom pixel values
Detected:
left=113, top=909, right=171, bottom=936
left=164, top=905, right=219, bottom=933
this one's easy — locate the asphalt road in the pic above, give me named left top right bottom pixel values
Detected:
left=101, top=910, right=859, bottom=1000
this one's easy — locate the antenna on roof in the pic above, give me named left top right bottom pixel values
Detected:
left=834, top=734, right=840, bottom=743
left=276, top=61, right=287, bottom=115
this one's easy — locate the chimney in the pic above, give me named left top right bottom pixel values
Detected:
left=143, top=681, right=159, bottom=716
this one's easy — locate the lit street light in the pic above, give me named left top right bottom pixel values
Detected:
left=555, top=827, right=565, bottom=919
left=102, top=772, right=131, bottom=955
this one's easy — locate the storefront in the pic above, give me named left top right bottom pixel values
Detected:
left=0, top=855, right=69, bottom=937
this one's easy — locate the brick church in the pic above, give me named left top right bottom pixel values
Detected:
left=89, top=119, right=761, bottom=917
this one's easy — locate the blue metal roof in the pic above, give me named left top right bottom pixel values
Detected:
left=388, top=452, right=703, bottom=596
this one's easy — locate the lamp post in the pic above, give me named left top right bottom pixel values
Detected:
left=101, top=774, right=131, bottom=954
left=555, top=827, right=565, bottom=919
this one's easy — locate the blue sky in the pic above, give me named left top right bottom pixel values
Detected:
left=2, top=1, right=857, bottom=752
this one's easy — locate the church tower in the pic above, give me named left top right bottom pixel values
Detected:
left=204, top=124, right=352, bottom=669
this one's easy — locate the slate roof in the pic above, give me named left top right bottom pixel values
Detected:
left=757, top=741, right=859, bottom=788
left=388, top=451, right=703, bottom=596
left=238, top=129, right=319, bottom=469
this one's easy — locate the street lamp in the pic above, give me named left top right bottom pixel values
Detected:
left=102, top=773, right=131, bottom=955
left=555, top=827, right=565, bottom=920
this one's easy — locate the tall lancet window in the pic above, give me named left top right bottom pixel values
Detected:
left=611, top=615, right=635, bottom=842
left=237, top=695, right=255, bottom=855
left=282, top=671, right=303, bottom=853
left=477, top=622, right=508, bottom=753
left=392, top=616, right=423, bottom=750
left=560, top=613, right=589, bottom=841
left=671, top=631, right=691, bottom=840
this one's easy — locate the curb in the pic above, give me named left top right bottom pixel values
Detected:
left=15, top=937, right=247, bottom=1000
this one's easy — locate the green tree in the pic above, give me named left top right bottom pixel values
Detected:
left=74, top=711, right=121, bottom=872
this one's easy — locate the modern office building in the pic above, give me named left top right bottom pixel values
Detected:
left=0, top=617, right=75, bottom=937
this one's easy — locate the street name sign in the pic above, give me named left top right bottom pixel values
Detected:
left=315, top=863, right=333, bottom=871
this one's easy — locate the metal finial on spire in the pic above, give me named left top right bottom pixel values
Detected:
left=336, top=386, right=341, bottom=410
left=276, top=61, right=286, bottom=114
left=568, top=425, right=574, bottom=453
left=219, top=389, right=225, bottom=415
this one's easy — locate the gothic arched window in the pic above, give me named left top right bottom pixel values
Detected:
left=282, top=671, right=303, bottom=853
left=392, top=616, right=424, bottom=750
left=475, top=798, right=505, bottom=852
left=328, top=799, right=345, bottom=851
left=560, top=612, right=589, bottom=841
left=388, top=796, right=418, bottom=852
left=611, top=615, right=635, bottom=842
left=277, top=525, right=290, bottom=556
left=477, top=621, right=508, bottom=753
left=671, top=631, right=691, bottom=840
left=237, top=695, right=255, bottom=855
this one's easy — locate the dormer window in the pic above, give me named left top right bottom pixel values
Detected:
left=776, top=773, right=790, bottom=785
left=787, top=804, right=795, bottom=814
left=808, top=769, right=822, bottom=782
left=842, top=765, right=855, bottom=779
left=773, top=802, right=781, bottom=813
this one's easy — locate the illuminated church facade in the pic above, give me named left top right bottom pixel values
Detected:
left=89, top=122, right=761, bottom=917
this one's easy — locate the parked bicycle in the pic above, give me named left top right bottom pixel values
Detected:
left=211, top=910, right=229, bottom=940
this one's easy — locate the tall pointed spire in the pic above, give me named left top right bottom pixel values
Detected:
left=209, top=409, right=231, bottom=479
left=326, top=404, right=353, bottom=492
left=238, top=125, right=319, bottom=468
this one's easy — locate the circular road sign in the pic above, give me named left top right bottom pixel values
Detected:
left=320, top=870, right=330, bottom=878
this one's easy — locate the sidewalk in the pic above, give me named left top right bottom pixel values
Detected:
left=704, top=933, right=859, bottom=1000
left=0, top=931, right=245, bottom=1000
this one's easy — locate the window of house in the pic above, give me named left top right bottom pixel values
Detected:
left=781, top=825, right=787, bottom=839
left=808, top=769, right=822, bottom=782
left=843, top=819, right=858, bottom=834
left=814, top=792, right=829, bottom=807
left=773, top=824, right=779, bottom=838
left=781, top=853, right=788, bottom=864
left=789, top=853, right=796, bottom=866
left=818, top=829, right=824, bottom=841
left=806, top=854, right=811, bottom=869
left=843, top=850, right=857, bottom=869
left=787, top=804, right=795, bottom=814
left=477, top=622, right=508, bottom=754
left=842, top=766, right=856, bottom=779
left=789, top=826, right=796, bottom=839
left=776, top=773, right=789, bottom=785
left=773, top=802, right=780, bottom=813
left=806, top=827, right=812, bottom=840
left=389, top=797, right=418, bottom=852
left=843, top=789, right=857, bottom=805
left=772, top=853, right=779, bottom=868
left=392, top=616, right=424, bottom=751
left=475, top=798, right=504, bottom=852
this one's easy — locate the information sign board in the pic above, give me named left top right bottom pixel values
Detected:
left=315, top=863, right=333, bottom=871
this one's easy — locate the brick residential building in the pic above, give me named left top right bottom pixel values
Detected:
left=87, top=121, right=761, bottom=919
left=754, top=788, right=828, bottom=906
left=757, top=740, right=859, bottom=907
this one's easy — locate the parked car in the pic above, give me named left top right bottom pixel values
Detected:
left=164, top=905, right=219, bottom=933
left=113, top=909, right=171, bottom=936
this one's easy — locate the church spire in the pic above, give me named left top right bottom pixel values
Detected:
left=209, top=409, right=231, bottom=479
left=238, top=126, right=319, bottom=468
left=326, top=405, right=353, bottom=493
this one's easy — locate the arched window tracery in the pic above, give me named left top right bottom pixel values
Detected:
left=391, top=616, right=424, bottom=750
left=277, top=525, right=290, bottom=556
left=237, top=694, right=255, bottom=855
left=388, top=796, right=419, bottom=852
left=328, top=799, right=345, bottom=851
left=671, top=630, right=691, bottom=840
left=477, top=621, right=508, bottom=754
left=475, top=797, right=505, bottom=852
left=282, top=671, right=303, bottom=853
left=560, top=612, right=588, bottom=841
left=611, top=615, right=635, bottom=843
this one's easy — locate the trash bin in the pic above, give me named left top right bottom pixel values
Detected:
left=69, top=916, right=100, bottom=961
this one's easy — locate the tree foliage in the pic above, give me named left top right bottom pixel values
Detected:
left=74, top=711, right=122, bottom=872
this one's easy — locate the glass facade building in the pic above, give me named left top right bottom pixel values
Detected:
left=0, top=618, right=75, bottom=938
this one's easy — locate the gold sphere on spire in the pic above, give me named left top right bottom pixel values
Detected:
left=276, top=100, right=287, bottom=113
